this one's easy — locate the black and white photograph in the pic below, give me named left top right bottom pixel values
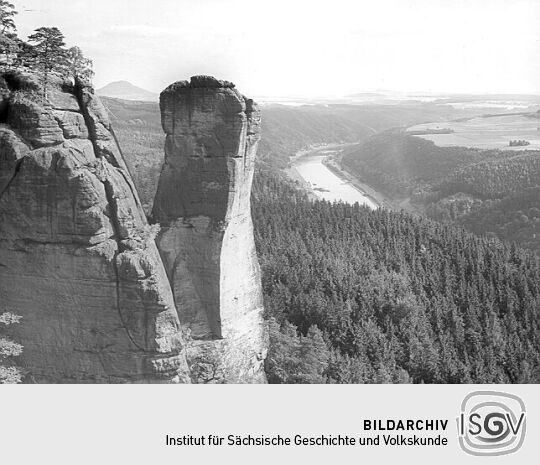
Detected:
left=0, top=0, right=539, bottom=461
left=0, top=0, right=539, bottom=385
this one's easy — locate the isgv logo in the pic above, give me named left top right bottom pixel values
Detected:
left=457, top=391, right=526, bottom=456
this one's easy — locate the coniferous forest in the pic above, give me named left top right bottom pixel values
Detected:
left=252, top=171, right=540, bottom=384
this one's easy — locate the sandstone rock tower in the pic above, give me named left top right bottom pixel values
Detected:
left=0, top=70, right=190, bottom=383
left=152, top=76, right=267, bottom=383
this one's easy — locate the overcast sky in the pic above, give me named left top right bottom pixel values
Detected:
left=13, top=0, right=540, bottom=97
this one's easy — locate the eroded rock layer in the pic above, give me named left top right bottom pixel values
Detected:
left=0, top=70, right=190, bottom=383
left=153, top=76, right=268, bottom=383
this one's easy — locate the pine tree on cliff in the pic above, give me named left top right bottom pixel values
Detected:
left=0, top=1, right=18, bottom=62
left=0, top=312, right=23, bottom=384
left=0, top=1, right=16, bottom=34
left=28, top=27, right=66, bottom=97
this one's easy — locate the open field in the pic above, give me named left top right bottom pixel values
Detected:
left=407, top=113, right=540, bottom=150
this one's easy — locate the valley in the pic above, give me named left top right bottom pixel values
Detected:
left=103, top=93, right=540, bottom=256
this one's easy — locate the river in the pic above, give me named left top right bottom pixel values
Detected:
left=289, top=145, right=379, bottom=209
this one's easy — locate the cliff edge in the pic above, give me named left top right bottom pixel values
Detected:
left=152, top=76, right=268, bottom=383
left=0, top=70, right=190, bottom=383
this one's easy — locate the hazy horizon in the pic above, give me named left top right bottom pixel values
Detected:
left=97, top=79, right=540, bottom=100
left=13, top=0, right=540, bottom=98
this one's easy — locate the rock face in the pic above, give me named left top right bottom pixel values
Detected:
left=152, top=76, right=267, bottom=383
left=0, top=70, right=190, bottom=383
left=0, top=71, right=267, bottom=383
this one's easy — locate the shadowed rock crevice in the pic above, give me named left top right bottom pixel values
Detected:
left=74, top=79, right=157, bottom=355
left=0, top=156, right=24, bottom=200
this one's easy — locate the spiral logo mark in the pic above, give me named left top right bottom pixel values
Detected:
left=477, top=412, right=510, bottom=442
left=457, top=391, right=526, bottom=456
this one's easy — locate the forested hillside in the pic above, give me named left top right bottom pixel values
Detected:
left=343, top=133, right=540, bottom=253
left=253, top=172, right=540, bottom=383
left=443, top=153, right=540, bottom=199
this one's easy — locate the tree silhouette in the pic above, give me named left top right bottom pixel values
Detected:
left=28, top=26, right=66, bottom=97
left=0, top=1, right=18, bottom=63
left=0, top=1, right=16, bottom=34
left=64, top=46, right=94, bottom=82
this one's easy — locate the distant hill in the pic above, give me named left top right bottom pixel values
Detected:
left=97, top=81, right=158, bottom=102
